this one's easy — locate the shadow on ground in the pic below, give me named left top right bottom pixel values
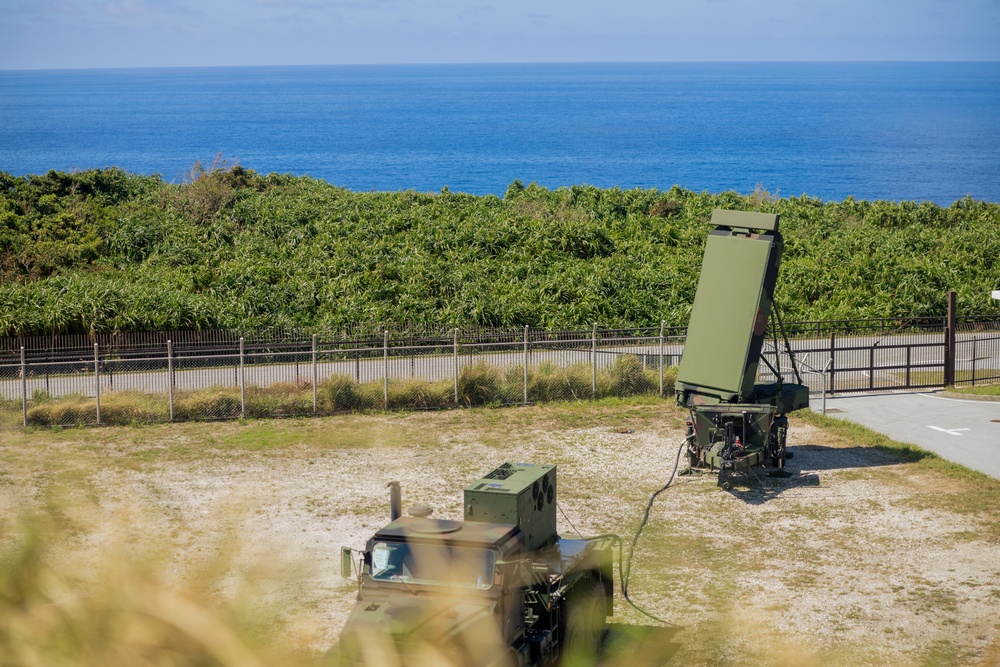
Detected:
left=716, top=468, right=822, bottom=505
left=791, top=443, right=930, bottom=472
left=714, top=442, right=928, bottom=505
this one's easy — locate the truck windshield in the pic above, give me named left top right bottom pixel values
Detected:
left=370, top=542, right=496, bottom=590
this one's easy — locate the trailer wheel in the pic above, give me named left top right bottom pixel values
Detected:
left=563, top=576, right=606, bottom=665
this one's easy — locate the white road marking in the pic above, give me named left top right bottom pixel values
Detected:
left=919, top=393, right=992, bottom=403
left=927, top=426, right=970, bottom=436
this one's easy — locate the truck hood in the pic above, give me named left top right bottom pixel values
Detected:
left=336, top=593, right=505, bottom=666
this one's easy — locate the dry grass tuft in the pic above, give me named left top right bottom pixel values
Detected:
left=13, top=358, right=674, bottom=429
left=0, top=504, right=321, bottom=667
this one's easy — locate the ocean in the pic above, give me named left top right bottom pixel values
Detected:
left=1, top=62, right=998, bottom=205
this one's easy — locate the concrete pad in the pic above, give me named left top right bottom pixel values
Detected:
left=811, top=391, right=1000, bottom=480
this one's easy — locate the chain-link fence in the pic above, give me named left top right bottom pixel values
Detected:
left=0, top=326, right=685, bottom=428
left=2, top=316, right=998, bottom=429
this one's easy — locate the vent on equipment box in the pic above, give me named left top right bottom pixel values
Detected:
left=484, top=463, right=517, bottom=480
left=464, top=462, right=556, bottom=551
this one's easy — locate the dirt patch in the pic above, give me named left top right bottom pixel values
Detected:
left=3, top=404, right=999, bottom=665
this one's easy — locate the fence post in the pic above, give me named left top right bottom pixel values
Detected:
left=312, top=334, right=318, bottom=413
left=453, top=328, right=459, bottom=405
left=239, top=337, right=246, bottom=419
left=20, top=346, right=27, bottom=427
left=905, top=345, right=912, bottom=388
left=659, top=320, right=665, bottom=397
left=591, top=323, right=597, bottom=398
left=971, top=335, right=977, bottom=386
left=383, top=330, right=389, bottom=410
left=94, top=343, right=101, bottom=425
left=829, top=332, right=836, bottom=394
left=167, top=340, right=175, bottom=422
left=944, top=290, right=956, bottom=387
left=868, top=343, right=876, bottom=391
left=822, top=358, right=832, bottom=414
left=523, top=325, right=529, bottom=405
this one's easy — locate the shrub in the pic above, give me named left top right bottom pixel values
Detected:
left=386, top=379, right=454, bottom=410
left=648, top=199, right=682, bottom=217
left=97, top=392, right=169, bottom=424
left=529, top=362, right=591, bottom=402
left=0, top=399, right=21, bottom=428
left=26, top=395, right=97, bottom=426
left=320, top=375, right=370, bottom=412
left=4, top=172, right=1000, bottom=336
left=245, top=384, right=314, bottom=418
left=13, top=359, right=677, bottom=429
left=611, top=355, right=656, bottom=396
left=457, top=362, right=504, bottom=406
left=173, top=388, right=242, bottom=421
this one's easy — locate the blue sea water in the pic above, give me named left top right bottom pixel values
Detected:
left=1, top=62, right=998, bottom=205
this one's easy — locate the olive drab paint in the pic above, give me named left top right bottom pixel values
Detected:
left=675, top=210, right=810, bottom=483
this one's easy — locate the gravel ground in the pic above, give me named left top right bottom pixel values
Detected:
left=3, top=405, right=1000, bottom=666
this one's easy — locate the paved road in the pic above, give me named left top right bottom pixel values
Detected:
left=814, top=392, right=1000, bottom=480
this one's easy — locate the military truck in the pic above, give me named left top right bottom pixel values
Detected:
left=334, top=462, right=614, bottom=666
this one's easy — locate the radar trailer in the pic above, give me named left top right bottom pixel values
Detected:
left=675, top=209, right=809, bottom=488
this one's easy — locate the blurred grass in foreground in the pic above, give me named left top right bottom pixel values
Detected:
left=0, top=499, right=830, bottom=667
left=0, top=503, right=323, bottom=667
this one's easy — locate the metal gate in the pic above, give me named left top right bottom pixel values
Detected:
left=758, top=317, right=948, bottom=396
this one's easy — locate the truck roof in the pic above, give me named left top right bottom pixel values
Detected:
left=373, top=516, right=522, bottom=550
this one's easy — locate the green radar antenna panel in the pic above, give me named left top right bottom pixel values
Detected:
left=675, top=209, right=809, bottom=487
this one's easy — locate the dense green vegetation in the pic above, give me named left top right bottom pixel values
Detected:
left=2, top=165, right=998, bottom=336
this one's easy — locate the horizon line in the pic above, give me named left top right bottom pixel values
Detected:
left=3, top=59, right=999, bottom=74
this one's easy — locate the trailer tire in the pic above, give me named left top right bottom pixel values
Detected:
left=562, top=576, right=606, bottom=665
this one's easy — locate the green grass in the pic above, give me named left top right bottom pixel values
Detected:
left=904, top=369, right=993, bottom=387
left=948, top=383, right=1000, bottom=396
left=213, top=418, right=423, bottom=453
left=797, top=409, right=990, bottom=483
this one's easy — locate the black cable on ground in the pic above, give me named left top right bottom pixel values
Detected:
left=620, top=436, right=687, bottom=625
left=576, top=436, right=688, bottom=627
left=556, top=501, right=582, bottom=537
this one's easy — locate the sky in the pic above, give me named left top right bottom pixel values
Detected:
left=1, top=0, right=999, bottom=70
